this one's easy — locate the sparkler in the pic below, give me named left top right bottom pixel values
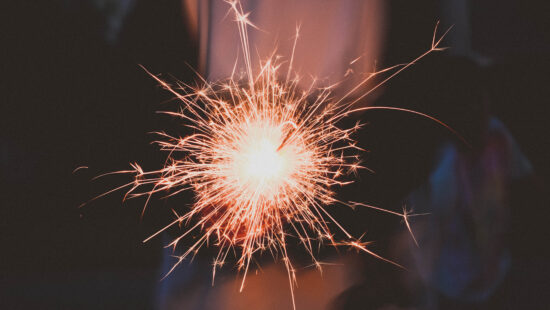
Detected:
left=89, top=1, right=459, bottom=308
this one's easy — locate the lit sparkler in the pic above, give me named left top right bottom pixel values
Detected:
left=90, top=1, right=458, bottom=308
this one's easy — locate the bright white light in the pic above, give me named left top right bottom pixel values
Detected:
left=230, top=122, right=298, bottom=199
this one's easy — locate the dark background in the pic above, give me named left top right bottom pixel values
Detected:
left=2, top=0, right=549, bottom=309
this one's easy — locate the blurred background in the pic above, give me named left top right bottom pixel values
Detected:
left=2, top=0, right=549, bottom=309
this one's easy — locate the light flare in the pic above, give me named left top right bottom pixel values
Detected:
left=230, top=122, right=297, bottom=198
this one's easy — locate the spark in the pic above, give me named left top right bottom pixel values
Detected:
left=72, top=166, right=89, bottom=174
left=89, top=2, right=458, bottom=309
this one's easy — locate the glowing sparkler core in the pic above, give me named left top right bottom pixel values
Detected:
left=230, top=122, right=299, bottom=199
